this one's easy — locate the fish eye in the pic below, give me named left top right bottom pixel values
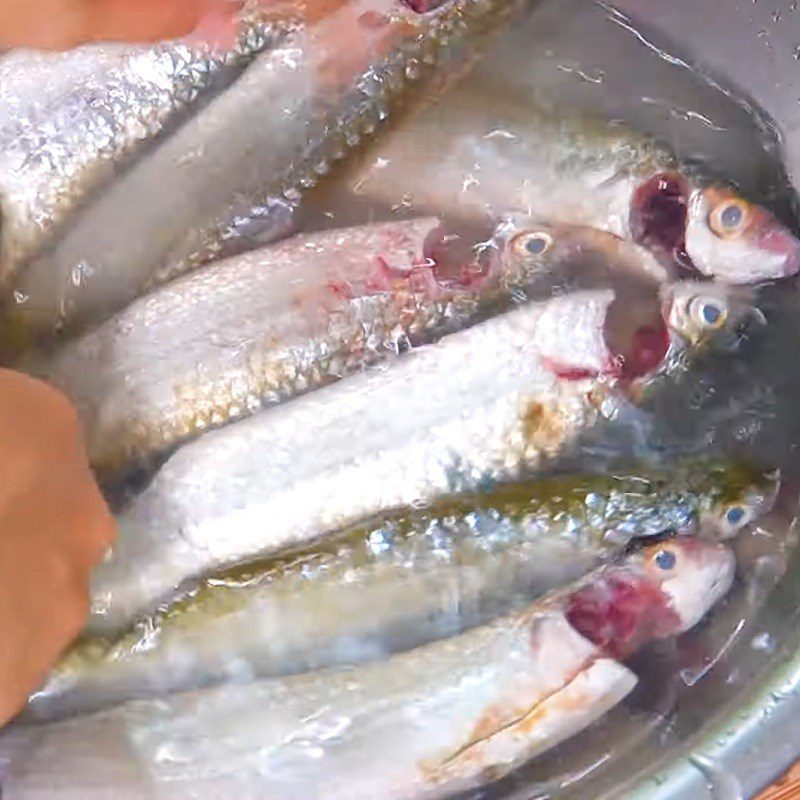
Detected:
left=708, top=199, right=751, bottom=239
left=720, top=205, right=743, bottom=228
left=725, top=505, right=747, bottom=527
left=654, top=548, right=677, bottom=571
left=511, top=231, right=554, bottom=260
left=688, top=296, right=727, bottom=331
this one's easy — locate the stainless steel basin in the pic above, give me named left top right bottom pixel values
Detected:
left=471, top=2, right=800, bottom=797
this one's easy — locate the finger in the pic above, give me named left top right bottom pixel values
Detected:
left=78, top=480, right=118, bottom=567
left=0, top=0, right=231, bottom=50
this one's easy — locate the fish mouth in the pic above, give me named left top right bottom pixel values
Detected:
left=629, top=172, right=694, bottom=272
left=400, top=0, right=453, bottom=10
left=602, top=294, right=671, bottom=381
left=660, top=541, right=736, bottom=632
left=630, top=172, right=800, bottom=282
left=753, top=224, right=800, bottom=278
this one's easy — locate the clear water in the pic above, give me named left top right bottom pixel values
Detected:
left=295, top=0, right=800, bottom=797
left=8, top=1, right=800, bottom=798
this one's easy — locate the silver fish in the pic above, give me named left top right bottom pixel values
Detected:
left=28, top=463, right=773, bottom=721
left=1, top=0, right=521, bottom=343
left=309, top=74, right=800, bottom=285
left=0, top=6, right=283, bottom=328
left=34, top=218, right=696, bottom=475
left=2, top=540, right=735, bottom=799
left=87, top=288, right=672, bottom=634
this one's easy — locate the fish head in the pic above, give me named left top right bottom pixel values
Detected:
left=494, top=219, right=668, bottom=290
left=660, top=281, right=766, bottom=351
left=629, top=173, right=800, bottom=283
left=493, top=221, right=699, bottom=384
left=532, top=288, right=671, bottom=384
left=638, top=539, right=736, bottom=635
left=696, top=464, right=780, bottom=540
left=565, top=539, right=735, bottom=658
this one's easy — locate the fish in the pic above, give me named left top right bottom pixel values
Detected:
left=661, top=280, right=767, bottom=352
left=86, top=287, right=677, bottom=634
left=34, top=218, right=755, bottom=475
left=0, top=4, right=285, bottom=335
left=1, top=539, right=735, bottom=799
left=27, top=461, right=774, bottom=721
left=0, top=0, right=522, bottom=344
left=308, top=72, right=800, bottom=285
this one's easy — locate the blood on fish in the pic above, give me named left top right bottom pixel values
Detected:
left=400, top=0, right=448, bottom=11
left=326, top=279, right=356, bottom=301
left=630, top=172, right=691, bottom=269
left=565, top=571, right=680, bottom=659
left=422, top=223, right=496, bottom=289
left=542, top=321, right=668, bottom=383
left=540, top=360, right=599, bottom=381
left=619, top=323, right=671, bottom=379
left=365, top=255, right=441, bottom=296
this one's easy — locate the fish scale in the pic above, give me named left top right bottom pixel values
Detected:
left=86, top=289, right=622, bottom=635
left=0, top=0, right=526, bottom=343
left=24, top=461, right=773, bottom=722
left=0, top=9, right=284, bottom=282
left=3, top=541, right=735, bottom=800
left=175, top=0, right=512, bottom=274
left=38, top=219, right=702, bottom=476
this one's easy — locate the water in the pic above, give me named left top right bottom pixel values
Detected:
left=8, top=0, right=800, bottom=797
left=295, top=0, right=800, bottom=797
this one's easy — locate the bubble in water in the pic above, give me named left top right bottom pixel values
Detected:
left=405, top=59, right=422, bottom=80
left=751, top=631, right=776, bottom=652
left=556, top=63, right=605, bottom=84
left=70, top=260, right=95, bottom=287
left=12, top=289, right=28, bottom=304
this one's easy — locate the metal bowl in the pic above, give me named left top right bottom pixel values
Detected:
left=470, top=2, right=800, bottom=797
left=615, top=2, right=800, bottom=795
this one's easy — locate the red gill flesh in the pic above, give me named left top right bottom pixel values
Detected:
left=630, top=172, right=692, bottom=271
left=565, top=571, right=681, bottom=660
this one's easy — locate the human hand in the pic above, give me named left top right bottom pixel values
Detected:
left=0, top=370, right=115, bottom=726
left=0, top=0, right=238, bottom=50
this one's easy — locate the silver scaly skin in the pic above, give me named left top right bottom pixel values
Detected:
left=0, top=3, right=283, bottom=315
left=87, top=288, right=655, bottom=635
left=36, top=218, right=757, bottom=476
left=33, top=218, right=676, bottom=475
left=27, top=461, right=773, bottom=721
left=310, top=69, right=800, bottom=285
left=3, top=541, right=734, bottom=799
left=1, top=0, right=524, bottom=343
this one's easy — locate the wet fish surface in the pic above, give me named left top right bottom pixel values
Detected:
left=308, top=69, right=800, bottom=285
left=87, top=287, right=679, bottom=634
left=28, top=461, right=773, bottom=721
left=1, top=0, right=524, bottom=343
left=0, top=4, right=285, bottom=336
left=32, top=218, right=746, bottom=475
left=1, top=540, right=735, bottom=799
